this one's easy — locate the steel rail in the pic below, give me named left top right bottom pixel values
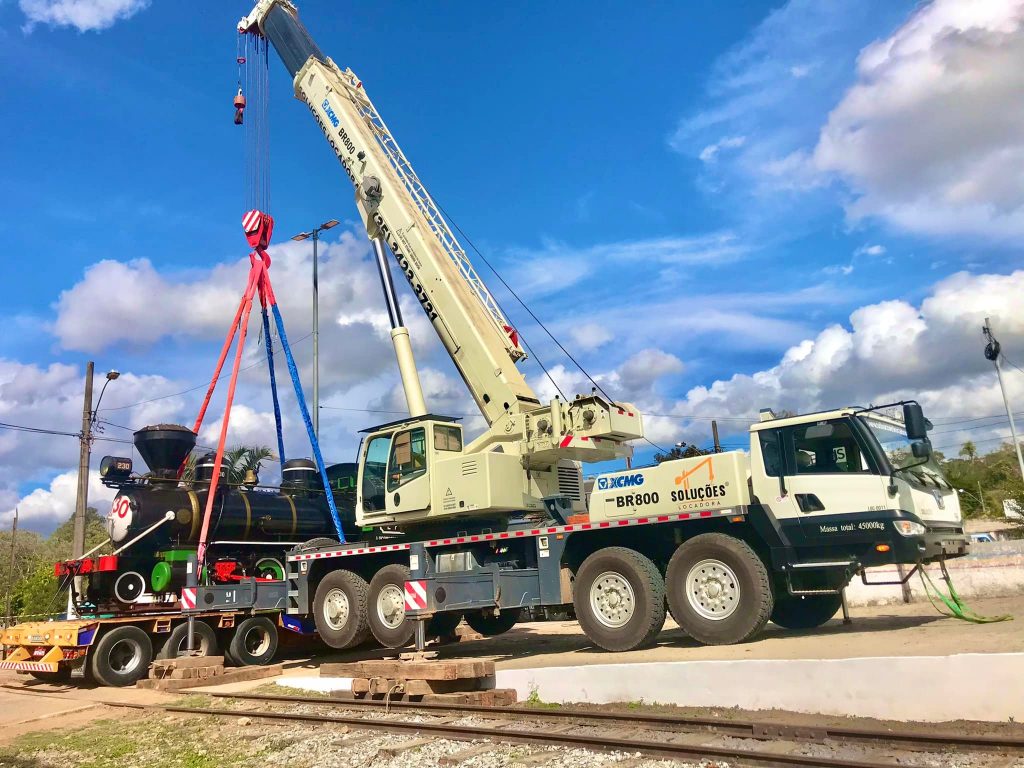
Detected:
left=209, top=691, right=1024, bottom=754
left=113, top=701, right=902, bottom=768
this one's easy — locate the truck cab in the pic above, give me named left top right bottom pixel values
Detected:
left=749, top=402, right=967, bottom=567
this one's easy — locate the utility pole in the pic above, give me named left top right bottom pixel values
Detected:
left=291, top=219, right=339, bottom=439
left=983, top=318, right=1024, bottom=482
left=5, top=508, right=16, bottom=628
left=978, top=480, right=988, bottom=516
left=73, top=362, right=95, bottom=560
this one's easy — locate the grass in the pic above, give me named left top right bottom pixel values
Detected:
left=523, top=685, right=561, bottom=709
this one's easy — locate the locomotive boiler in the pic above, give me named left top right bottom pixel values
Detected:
left=86, top=423, right=358, bottom=611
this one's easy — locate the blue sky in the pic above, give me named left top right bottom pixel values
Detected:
left=2, top=0, right=1024, bottom=531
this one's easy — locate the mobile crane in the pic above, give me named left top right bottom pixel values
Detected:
left=238, top=2, right=970, bottom=653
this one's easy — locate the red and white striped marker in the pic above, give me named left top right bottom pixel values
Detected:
left=180, top=587, right=197, bottom=610
left=403, top=580, right=427, bottom=612
left=242, top=209, right=262, bottom=233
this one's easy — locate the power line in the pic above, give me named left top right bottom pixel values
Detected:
left=0, top=421, right=80, bottom=438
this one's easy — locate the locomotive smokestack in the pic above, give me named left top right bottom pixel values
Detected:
left=133, top=424, right=197, bottom=478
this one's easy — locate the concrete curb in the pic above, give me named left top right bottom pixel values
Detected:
left=290, top=653, right=1024, bottom=722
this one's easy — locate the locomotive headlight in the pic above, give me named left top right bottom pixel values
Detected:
left=100, top=456, right=133, bottom=482
left=894, top=519, right=926, bottom=537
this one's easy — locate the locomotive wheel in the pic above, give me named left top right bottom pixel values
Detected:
left=227, top=616, right=278, bottom=666
left=573, top=547, right=666, bottom=652
left=156, top=620, right=219, bottom=660
left=255, top=557, right=285, bottom=581
left=312, top=569, right=370, bottom=649
left=666, top=533, right=772, bottom=646
left=465, top=608, right=522, bottom=637
left=368, top=564, right=415, bottom=648
left=88, top=625, right=153, bottom=687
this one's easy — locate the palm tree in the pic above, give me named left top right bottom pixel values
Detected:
left=180, top=445, right=273, bottom=485
left=959, top=441, right=978, bottom=462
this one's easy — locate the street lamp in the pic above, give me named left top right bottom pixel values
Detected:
left=292, top=219, right=339, bottom=438
left=956, top=486, right=988, bottom=515
left=91, top=370, right=120, bottom=427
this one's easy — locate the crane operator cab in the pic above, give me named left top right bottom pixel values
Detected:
left=356, top=414, right=567, bottom=528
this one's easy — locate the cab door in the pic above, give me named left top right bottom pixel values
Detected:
left=753, top=419, right=890, bottom=545
left=384, top=426, right=431, bottom=516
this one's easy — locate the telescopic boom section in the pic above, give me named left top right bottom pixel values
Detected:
left=239, top=1, right=643, bottom=466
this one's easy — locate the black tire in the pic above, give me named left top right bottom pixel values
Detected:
left=666, top=533, right=772, bottom=646
left=227, top=616, right=278, bottom=666
left=771, top=593, right=843, bottom=629
left=367, top=564, right=415, bottom=648
left=573, top=547, right=666, bottom=652
left=156, top=620, right=219, bottom=660
left=297, top=537, right=340, bottom=551
left=312, top=569, right=370, bottom=649
left=427, top=611, right=464, bottom=639
left=88, top=625, right=153, bottom=687
left=29, top=666, right=72, bottom=684
left=465, top=607, right=522, bottom=637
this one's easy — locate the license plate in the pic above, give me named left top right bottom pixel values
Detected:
left=28, top=635, right=44, bottom=643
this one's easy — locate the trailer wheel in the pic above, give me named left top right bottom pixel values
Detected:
left=29, top=666, right=72, bottom=684
left=312, top=569, right=370, bottom=649
left=666, top=533, right=772, bottom=646
left=227, top=616, right=278, bottom=666
left=427, top=611, right=464, bottom=639
left=297, top=537, right=339, bottom=551
left=156, top=620, right=219, bottom=660
left=367, top=564, right=415, bottom=648
left=770, top=593, right=843, bottom=629
left=465, top=607, right=522, bottom=637
left=573, top=547, right=666, bottom=652
left=88, top=625, right=153, bottom=687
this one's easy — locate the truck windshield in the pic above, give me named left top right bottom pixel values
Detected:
left=858, top=416, right=951, bottom=490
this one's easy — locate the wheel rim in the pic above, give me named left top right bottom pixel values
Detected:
left=323, top=587, right=350, bottom=631
left=242, top=626, right=271, bottom=656
left=256, top=558, right=285, bottom=580
left=685, top=558, right=740, bottom=620
left=589, top=571, right=636, bottom=628
left=376, top=584, right=406, bottom=630
left=108, top=638, right=143, bottom=675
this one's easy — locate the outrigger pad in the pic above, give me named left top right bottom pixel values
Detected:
left=242, top=209, right=274, bottom=249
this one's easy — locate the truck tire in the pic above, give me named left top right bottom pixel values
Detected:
left=367, top=564, right=414, bottom=648
left=88, top=625, right=153, bottom=687
left=427, top=611, right=464, bottom=639
left=771, top=593, right=843, bottom=629
left=666, top=533, right=772, bottom=646
left=227, top=616, right=278, bottom=666
left=573, top=547, right=666, bottom=652
left=312, top=569, right=370, bottom=649
left=297, top=537, right=340, bottom=551
left=156, top=620, right=219, bottom=660
left=465, top=607, right=521, bottom=637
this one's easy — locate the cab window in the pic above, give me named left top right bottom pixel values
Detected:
left=388, top=427, right=427, bottom=491
left=433, top=424, right=462, bottom=452
left=792, top=421, right=868, bottom=474
left=361, top=435, right=390, bottom=511
left=759, top=430, right=784, bottom=477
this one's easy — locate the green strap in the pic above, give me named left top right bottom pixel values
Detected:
left=918, top=560, right=1012, bottom=624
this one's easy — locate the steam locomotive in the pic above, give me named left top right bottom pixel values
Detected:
left=83, top=424, right=359, bottom=612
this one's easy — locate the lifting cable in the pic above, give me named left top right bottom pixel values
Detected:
left=918, top=559, right=1012, bottom=624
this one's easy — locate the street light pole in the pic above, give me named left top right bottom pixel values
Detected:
left=292, top=219, right=339, bottom=440
left=983, top=317, right=1024, bottom=482
left=72, top=362, right=95, bottom=560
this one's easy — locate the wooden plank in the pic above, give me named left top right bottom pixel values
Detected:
left=137, top=663, right=282, bottom=691
left=421, top=689, right=516, bottom=706
left=378, top=738, right=434, bottom=757
left=403, top=679, right=483, bottom=696
left=350, top=678, right=370, bottom=694
left=150, top=655, right=224, bottom=673
left=320, top=659, right=494, bottom=681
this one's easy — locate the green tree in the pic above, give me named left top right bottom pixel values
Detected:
left=654, top=442, right=710, bottom=463
left=959, top=440, right=977, bottom=462
left=223, top=445, right=273, bottom=484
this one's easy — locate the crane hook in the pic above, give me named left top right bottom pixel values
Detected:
left=233, top=87, right=246, bottom=126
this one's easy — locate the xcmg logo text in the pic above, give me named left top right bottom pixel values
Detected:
left=597, top=473, right=644, bottom=491
left=322, top=99, right=340, bottom=128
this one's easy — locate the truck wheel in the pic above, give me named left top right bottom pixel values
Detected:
left=312, top=569, right=370, bottom=649
left=771, top=594, right=843, bottom=629
left=88, top=625, right=153, bottom=687
left=227, top=616, right=278, bottom=666
left=29, top=667, right=72, bottom=684
left=666, top=533, right=772, bottom=646
left=367, top=564, right=414, bottom=648
left=465, top=607, right=521, bottom=637
left=298, top=537, right=339, bottom=551
left=156, top=620, right=219, bottom=660
left=427, top=611, right=463, bottom=639
left=573, top=547, right=666, bottom=652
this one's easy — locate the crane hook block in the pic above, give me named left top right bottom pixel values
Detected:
left=233, top=88, right=246, bottom=125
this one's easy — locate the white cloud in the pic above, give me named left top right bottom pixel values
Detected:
left=855, top=244, right=886, bottom=257
left=2, top=470, right=115, bottom=528
left=699, top=136, right=746, bottom=163
left=569, top=323, right=613, bottom=352
left=813, top=0, right=1024, bottom=239
left=20, top=0, right=149, bottom=32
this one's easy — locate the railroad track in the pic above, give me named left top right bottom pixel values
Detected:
left=7, top=684, right=1024, bottom=768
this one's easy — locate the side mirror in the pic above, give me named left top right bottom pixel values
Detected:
left=911, top=438, right=932, bottom=459
left=903, top=403, right=928, bottom=441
